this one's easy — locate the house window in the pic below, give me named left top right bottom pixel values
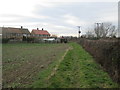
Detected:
left=16, top=33, right=18, bottom=36
left=20, top=34, right=22, bottom=37
left=23, top=34, right=27, bottom=36
left=12, top=33, right=16, bottom=36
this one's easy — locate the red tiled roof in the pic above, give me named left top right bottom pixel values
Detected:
left=32, top=29, right=50, bottom=35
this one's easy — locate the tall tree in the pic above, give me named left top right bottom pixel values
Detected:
left=94, top=22, right=117, bottom=38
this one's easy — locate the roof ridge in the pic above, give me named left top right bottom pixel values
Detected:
left=32, top=29, right=50, bottom=35
left=32, top=29, right=47, bottom=31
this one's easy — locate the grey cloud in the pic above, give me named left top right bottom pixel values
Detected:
left=0, top=2, right=117, bottom=36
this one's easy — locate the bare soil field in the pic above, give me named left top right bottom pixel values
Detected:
left=2, top=43, right=69, bottom=88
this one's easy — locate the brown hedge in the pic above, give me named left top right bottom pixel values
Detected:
left=78, top=38, right=120, bottom=83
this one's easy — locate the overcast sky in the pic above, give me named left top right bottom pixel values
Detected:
left=0, top=0, right=119, bottom=36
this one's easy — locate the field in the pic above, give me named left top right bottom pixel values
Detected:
left=2, top=43, right=69, bottom=88
left=2, top=42, right=120, bottom=88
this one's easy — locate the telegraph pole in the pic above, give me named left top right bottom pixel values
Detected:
left=77, top=26, right=81, bottom=38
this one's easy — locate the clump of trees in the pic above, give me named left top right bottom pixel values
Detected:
left=82, top=22, right=117, bottom=39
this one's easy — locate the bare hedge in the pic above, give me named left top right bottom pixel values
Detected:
left=78, top=38, right=120, bottom=83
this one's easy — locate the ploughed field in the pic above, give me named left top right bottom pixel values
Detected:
left=2, top=43, right=69, bottom=88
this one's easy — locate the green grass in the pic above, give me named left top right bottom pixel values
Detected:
left=3, top=43, right=58, bottom=47
left=31, top=42, right=120, bottom=88
left=29, top=54, right=63, bottom=88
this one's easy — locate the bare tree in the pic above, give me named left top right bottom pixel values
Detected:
left=94, top=22, right=117, bottom=38
left=94, top=23, right=102, bottom=38
left=109, top=25, right=117, bottom=38
left=85, top=31, right=95, bottom=38
left=102, top=22, right=112, bottom=38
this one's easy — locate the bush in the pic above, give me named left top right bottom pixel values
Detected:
left=2, top=38, right=10, bottom=43
left=87, top=37, right=99, bottom=40
left=22, top=36, right=27, bottom=41
left=26, top=37, right=35, bottom=43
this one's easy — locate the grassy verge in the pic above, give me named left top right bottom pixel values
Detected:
left=31, top=42, right=120, bottom=88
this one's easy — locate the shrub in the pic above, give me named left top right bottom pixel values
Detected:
left=2, top=38, right=10, bottom=43
left=22, top=36, right=27, bottom=41
left=26, top=37, right=35, bottom=43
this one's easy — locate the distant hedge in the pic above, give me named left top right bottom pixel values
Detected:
left=26, top=37, right=35, bottom=43
left=78, top=39, right=120, bottom=83
left=2, top=38, right=10, bottom=43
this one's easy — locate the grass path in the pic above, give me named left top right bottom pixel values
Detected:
left=47, top=47, right=73, bottom=80
left=32, top=42, right=119, bottom=88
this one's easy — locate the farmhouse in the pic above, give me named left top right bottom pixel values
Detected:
left=20, top=26, right=31, bottom=37
left=1, top=26, right=30, bottom=41
left=31, top=28, right=50, bottom=39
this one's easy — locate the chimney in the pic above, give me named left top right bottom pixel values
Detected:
left=42, top=28, right=44, bottom=30
left=21, top=26, right=23, bottom=29
left=37, top=28, right=39, bottom=30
